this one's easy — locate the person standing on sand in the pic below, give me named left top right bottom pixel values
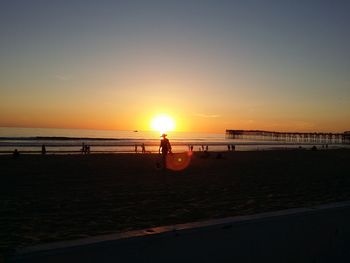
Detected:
left=159, top=133, right=172, bottom=169
left=41, top=144, right=46, bottom=155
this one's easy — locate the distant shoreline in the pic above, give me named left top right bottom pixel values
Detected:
left=1, top=143, right=349, bottom=155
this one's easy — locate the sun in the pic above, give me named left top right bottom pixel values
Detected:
left=151, top=114, right=175, bottom=134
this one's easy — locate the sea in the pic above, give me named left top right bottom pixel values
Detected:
left=0, top=127, right=347, bottom=154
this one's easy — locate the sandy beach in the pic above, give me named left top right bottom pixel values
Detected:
left=1, top=149, right=350, bottom=256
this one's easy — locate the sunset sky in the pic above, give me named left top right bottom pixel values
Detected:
left=1, top=0, right=349, bottom=133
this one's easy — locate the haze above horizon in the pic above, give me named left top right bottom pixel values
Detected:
left=1, top=0, right=349, bottom=133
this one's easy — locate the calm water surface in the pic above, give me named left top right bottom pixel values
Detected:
left=0, top=127, right=346, bottom=153
left=0, top=127, right=229, bottom=153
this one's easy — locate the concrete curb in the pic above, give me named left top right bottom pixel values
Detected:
left=12, top=201, right=350, bottom=262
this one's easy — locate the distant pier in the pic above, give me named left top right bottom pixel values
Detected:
left=226, top=130, right=350, bottom=144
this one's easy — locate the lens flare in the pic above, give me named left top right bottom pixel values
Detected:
left=166, top=152, right=192, bottom=171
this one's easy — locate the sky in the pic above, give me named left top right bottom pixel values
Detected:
left=0, top=0, right=349, bottom=133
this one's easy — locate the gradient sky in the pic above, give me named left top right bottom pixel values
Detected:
left=1, top=0, right=349, bottom=133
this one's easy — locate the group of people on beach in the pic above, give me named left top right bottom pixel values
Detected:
left=134, top=143, right=146, bottom=153
left=197, top=145, right=209, bottom=152
left=227, top=144, right=236, bottom=151
left=81, top=143, right=91, bottom=154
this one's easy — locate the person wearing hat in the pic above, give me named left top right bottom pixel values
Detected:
left=159, top=133, right=172, bottom=169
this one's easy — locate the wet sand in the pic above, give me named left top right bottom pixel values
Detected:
left=1, top=149, right=350, bottom=256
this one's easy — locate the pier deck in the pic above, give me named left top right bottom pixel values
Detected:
left=226, top=130, right=350, bottom=144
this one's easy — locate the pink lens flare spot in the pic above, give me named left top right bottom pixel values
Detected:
left=166, top=152, right=192, bottom=171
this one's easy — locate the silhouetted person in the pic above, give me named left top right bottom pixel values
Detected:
left=81, top=143, right=85, bottom=154
left=135, top=145, right=138, bottom=153
left=13, top=149, right=19, bottom=159
left=190, top=145, right=193, bottom=152
left=231, top=144, right=236, bottom=151
left=41, top=144, right=46, bottom=155
left=141, top=143, right=146, bottom=153
left=227, top=144, right=231, bottom=151
left=159, top=134, right=172, bottom=169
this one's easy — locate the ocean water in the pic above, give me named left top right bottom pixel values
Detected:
left=0, top=127, right=346, bottom=154
left=0, top=127, right=229, bottom=153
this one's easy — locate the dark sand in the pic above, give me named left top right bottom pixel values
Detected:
left=1, top=149, right=350, bottom=256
